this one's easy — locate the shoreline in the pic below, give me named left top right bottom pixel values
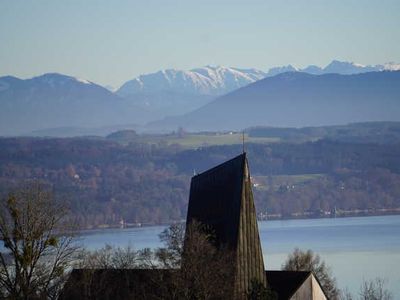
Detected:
left=261, top=208, right=400, bottom=221
left=79, top=210, right=400, bottom=231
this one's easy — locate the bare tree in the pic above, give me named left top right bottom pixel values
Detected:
left=173, top=220, right=235, bottom=299
left=339, top=278, right=393, bottom=300
left=359, top=278, right=392, bottom=300
left=77, top=244, right=154, bottom=269
left=156, top=222, right=185, bottom=269
left=71, top=222, right=234, bottom=300
left=69, top=222, right=239, bottom=299
left=339, top=287, right=354, bottom=300
left=0, top=182, right=78, bottom=299
left=123, top=221, right=235, bottom=299
left=282, top=248, right=339, bottom=299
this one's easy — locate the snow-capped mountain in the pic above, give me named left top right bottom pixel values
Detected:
left=117, top=61, right=400, bottom=100
left=266, top=61, right=400, bottom=77
left=115, top=61, right=400, bottom=120
left=379, top=62, right=400, bottom=71
left=322, top=60, right=378, bottom=74
left=265, top=65, right=298, bottom=77
left=301, top=65, right=323, bottom=75
left=117, top=66, right=267, bottom=97
left=115, top=66, right=267, bottom=117
left=314, top=61, right=400, bottom=74
left=148, top=71, right=400, bottom=132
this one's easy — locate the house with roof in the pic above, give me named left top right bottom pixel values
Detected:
left=267, top=271, right=327, bottom=300
left=62, top=153, right=328, bottom=299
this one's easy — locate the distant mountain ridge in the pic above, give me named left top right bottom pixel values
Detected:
left=117, top=60, right=400, bottom=97
left=1, top=61, right=400, bottom=137
left=265, top=60, right=400, bottom=76
left=0, top=73, right=152, bottom=136
left=115, top=61, right=400, bottom=115
left=148, top=71, right=400, bottom=131
left=302, top=60, right=400, bottom=75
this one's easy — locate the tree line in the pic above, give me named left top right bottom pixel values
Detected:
left=0, top=138, right=399, bottom=227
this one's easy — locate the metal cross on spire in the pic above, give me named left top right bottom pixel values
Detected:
left=242, top=131, right=245, bottom=153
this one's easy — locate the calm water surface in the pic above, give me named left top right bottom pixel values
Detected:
left=78, top=215, right=400, bottom=297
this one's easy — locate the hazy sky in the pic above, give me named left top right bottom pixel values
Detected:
left=1, top=0, right=400, bottom=87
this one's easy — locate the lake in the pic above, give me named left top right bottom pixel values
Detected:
left=80, top=215, right=400, bottom=298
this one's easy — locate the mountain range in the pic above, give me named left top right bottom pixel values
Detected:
left=115, top=61, right=400, bottom=115
left=1, top=60, right=399, bottom=136
left=149, top=71, right=400, bottom=131
left=118, top=60, right=400, bottom=98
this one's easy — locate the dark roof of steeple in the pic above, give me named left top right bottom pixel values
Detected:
left=186, top=153, right=246, bottom=249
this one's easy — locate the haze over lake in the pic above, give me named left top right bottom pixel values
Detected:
left=80, top=215, right=400, bottom=298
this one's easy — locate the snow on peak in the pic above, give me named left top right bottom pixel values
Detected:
left=117, top=66, right=266, bottom=97
left=75, top=77, right=92, bottom=84
left=353, top=62, right=366, bottom=68
left=32, top=73, right=93, bottom=88
left=263, top=60, right=400, bottom=77
left=322, top=60, right=378, bottom=74
left=301, top=65, right=323, bottom=75
left=266, top=65, right=298, bottom=77
left=382, top=62, right=400, bottom=71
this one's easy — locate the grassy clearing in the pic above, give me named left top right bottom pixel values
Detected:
left=254, top=174, right=325, bottom=183
left=131, top=133, right=281, bottom=148
left=252, top=174, right=326, bottom=191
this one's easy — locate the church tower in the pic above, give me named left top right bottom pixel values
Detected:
left=185, top=153, right=266, bottom=299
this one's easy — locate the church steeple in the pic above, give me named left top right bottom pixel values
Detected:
left=185, top=153, right=266, bottom=299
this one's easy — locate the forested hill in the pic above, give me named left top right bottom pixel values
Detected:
left=0, top=137, right=399, bottom=227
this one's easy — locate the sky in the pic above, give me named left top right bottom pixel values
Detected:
left=1, top=0, right=400, bottom=88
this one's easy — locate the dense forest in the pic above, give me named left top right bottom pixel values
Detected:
left=247, top=121, right=400, bottom=144
left=0, top=133, right=399, bottom=228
